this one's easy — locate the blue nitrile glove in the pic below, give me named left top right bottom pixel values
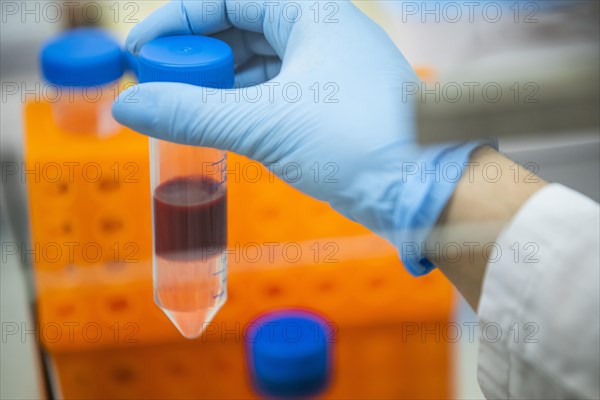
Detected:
left=113, top=0, right=489, bottom=276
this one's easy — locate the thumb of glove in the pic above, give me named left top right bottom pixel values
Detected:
left=112, top=81, right=281, bottom=159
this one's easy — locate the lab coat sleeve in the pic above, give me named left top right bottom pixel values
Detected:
left=477, top=184, right=600, bottom=400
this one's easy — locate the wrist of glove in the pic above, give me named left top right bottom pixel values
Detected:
left=391, top=141, right=495, bottom=276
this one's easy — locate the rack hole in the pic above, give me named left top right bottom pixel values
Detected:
left=99, top=179, right=121, bottom=193
left=265, top=285, right=282, bottom=298
left=45, top=182, right=69, bottom=196
left=214, top=359, right=232, bottom=373
left=56, top=182, right=69, bottom=194
left=61, top=222, right=72, bottom=235
left=56, top=303, right=75, bottom=317
left=105, top=262, right=126, bottom=273
left=166, top=362, right=185, bottom=376
left=112, top=365, right=135, bottom=384
left=318, top=281, right=334, bottom=293
left=48, top=221, right=73, bottom=236
left=107, top=297, right=128, bottom=312
left=262, top=208, right=279, bottom=218
left=73, top=372, right=89, bottom=386
left=369, top=277, right=384, bottom=289
left=100, top=217, right=123, bottom=234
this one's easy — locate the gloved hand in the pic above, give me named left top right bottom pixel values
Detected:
left=113, top=0, right=488, bottom=276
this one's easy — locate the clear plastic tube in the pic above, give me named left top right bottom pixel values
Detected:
left=50, top=83, right=120, bottom=137
left=150, top=139, right=227, bottom=339
left=138, top=34, right=234, bottom=339
left=40, top=28, right=125, bottom=137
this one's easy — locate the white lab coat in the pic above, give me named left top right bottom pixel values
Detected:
left=477, top=184, right=600, bottom=399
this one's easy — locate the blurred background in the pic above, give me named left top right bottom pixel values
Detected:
left=1, top=1, right=598, bottom=399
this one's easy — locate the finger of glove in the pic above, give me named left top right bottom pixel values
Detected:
left=211, top=28, right=277, bottom=70
left=126, top=0, right=299, bottom=58
left=126, top=0, right=231, bottom=54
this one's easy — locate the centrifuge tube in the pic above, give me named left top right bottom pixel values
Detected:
left=41, top=28, right=123, bottom=137
left=152, top=143, right=228, bottom=338
left=138, top=35, right=234, bottom=339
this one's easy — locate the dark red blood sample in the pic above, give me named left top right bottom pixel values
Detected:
left=153, top=176, right=226, bottom=261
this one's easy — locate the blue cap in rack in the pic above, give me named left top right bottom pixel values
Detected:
left=246, top=310, right=332, bottom=398
left=41, top=28, right=124, bottom=87
left=138, top=35, right=234, bottom=89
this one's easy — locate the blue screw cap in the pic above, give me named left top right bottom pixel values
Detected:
left=246, top=310, right=332, bottom=398
left=41, top=28, right=124, bottom=87
left=138, top=35, right=234, bottom=89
